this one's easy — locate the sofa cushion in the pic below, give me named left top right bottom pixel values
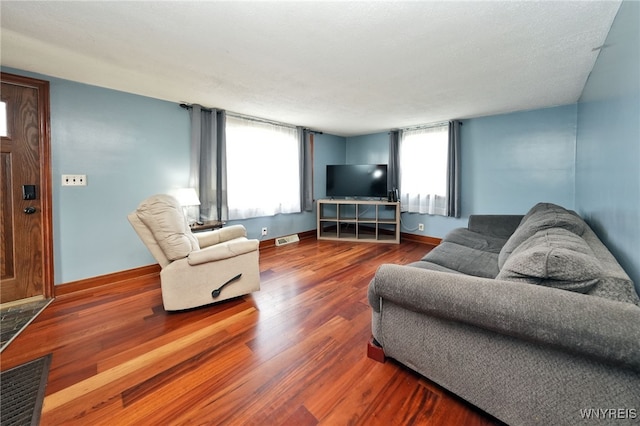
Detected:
left=423, top=242, right=500, bottom=278
left=443, top=228, right=509, bottom=254
left=496, top=228, right=602, bottom=293
left=498, top=202, right=586, bottom=269
left=136, top=194, right=200, bottom=261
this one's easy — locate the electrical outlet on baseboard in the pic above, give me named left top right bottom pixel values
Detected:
left=418, top=223, right=424, bottom=231
left=261, top=227, right=268, bottom=236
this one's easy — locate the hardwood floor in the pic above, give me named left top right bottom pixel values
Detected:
left=1, top=238, right=501, bottom=425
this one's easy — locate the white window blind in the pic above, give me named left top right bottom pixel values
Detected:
left=400, top=123, right=449, bottom=215
left=225, top=115, right=301, bottom=219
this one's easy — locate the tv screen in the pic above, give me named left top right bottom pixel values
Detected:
left=326, top=164, right=388, bottom=198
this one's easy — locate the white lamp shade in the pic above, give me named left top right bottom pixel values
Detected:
left=171, top=188, right=201, bottom=206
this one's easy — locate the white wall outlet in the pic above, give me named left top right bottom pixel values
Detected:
left=62, top=174, right=87, bottom=186
left=418, top=223, right=425, bottom=231
left=261, top=227, right=268, bottom=236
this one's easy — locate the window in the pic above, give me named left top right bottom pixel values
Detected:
left=399, top=123, right=449, bottom=215
left=225, top=115, right=301, bottom=219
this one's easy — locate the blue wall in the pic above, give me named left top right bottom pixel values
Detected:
left=462, top=105, right=577, bottom=214
left=2, top=67, right=319, bottom=284
left=345, top=104, right=578, bottom=238
left=314, top=133, right=347, bottom=199
left=575, top=0, right=640, bottom=292
left=346, top=132, right=388, bottom=164
left=51, top=79, right=191, bottom=283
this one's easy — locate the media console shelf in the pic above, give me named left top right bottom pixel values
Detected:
left=317, top=199, right=400, bottom=244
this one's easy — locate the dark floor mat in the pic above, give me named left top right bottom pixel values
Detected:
left=0, top=354, right=51, bottom=426
left=1, top=299, right=53, bottom=352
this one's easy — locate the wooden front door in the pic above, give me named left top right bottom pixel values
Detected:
left=1, top=73, right=53, bottom=303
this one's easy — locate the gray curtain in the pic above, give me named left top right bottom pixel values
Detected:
left=388, top=130, right=400, bottom=196
left=189, top=105, right=228, bottom=221
left=299, top=128, right=313, bottom=212
left=446, top=120, right=462, bottom=218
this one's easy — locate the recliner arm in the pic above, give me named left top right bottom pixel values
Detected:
left=187, top=238, right=259, bottom=265
left=194, top=225, right=248, bottom=248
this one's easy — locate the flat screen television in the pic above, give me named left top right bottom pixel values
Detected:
left=326, top=164, right=388, bottom=198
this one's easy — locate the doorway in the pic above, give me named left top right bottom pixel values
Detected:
left=1, top=72, right=53, bottom=303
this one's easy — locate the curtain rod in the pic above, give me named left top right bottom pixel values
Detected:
left=401, top=121, right=449, bottom=132
left=228, top=112, right=323, bottom=134
left=182, top=103, right=458, bottom=136
left=179, top=103, right=322, bottom=134
left=179, top=103, right=213, bottom=112
left=226, top=111, right=299, bottom=130
left=389, top=120, right=463, bottom=134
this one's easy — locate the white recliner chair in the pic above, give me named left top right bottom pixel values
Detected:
left=128, top=194, right=260, bottom=311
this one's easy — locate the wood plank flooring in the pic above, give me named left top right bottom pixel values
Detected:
left=0, top=238, right=501, bottom=425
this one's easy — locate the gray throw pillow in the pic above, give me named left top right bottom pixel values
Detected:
left=497, top=228, right=602, bottom=293
left=498, top=202, right=586, bottom=269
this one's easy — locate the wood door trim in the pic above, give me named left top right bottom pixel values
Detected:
left=1, top=72, right=54, bottom=298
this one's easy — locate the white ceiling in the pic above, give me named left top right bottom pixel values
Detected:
left=1, top=1, right=621, bottom=136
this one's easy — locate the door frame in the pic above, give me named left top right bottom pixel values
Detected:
left=1, top=72, right=54, bottom=299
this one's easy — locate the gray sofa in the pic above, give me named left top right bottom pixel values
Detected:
left=368, top=202, right=640, bottom=425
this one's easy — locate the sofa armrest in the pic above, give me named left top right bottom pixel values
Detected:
left=194, top=225, right=248, bottom=248
left=188, top=238, right=258, bottom=265
left=369, top=264, right=640, bottom=371
left=467, top=215, right=523, bottom=239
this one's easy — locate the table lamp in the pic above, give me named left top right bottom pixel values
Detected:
left=171, top=188, right=201, bottom=225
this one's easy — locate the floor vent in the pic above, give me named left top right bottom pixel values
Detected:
left=275, top=234, right=300, bottom=246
